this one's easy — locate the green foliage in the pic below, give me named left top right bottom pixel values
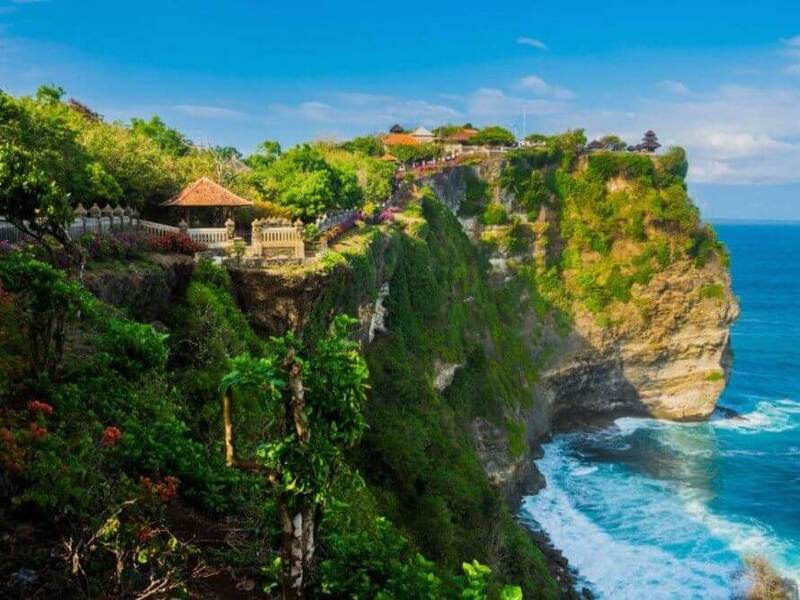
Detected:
left=0, top=251, right=93, bottom=378
left=245, top=139, right=282, bottom=169
left=354, top=192, right=558, bottom=598
left=341, top=135, right=385, bottom=157
left=469, top=126, right=516, bottom=147
left=247, top=144, right=362, bottom=220
left=700, top=282, right=725, bottom=300
left=501, top=163, right=550, bottom=216
left=599, top=135, right=627, bottom=151
left=658, top=146, right=689, bottom=179
left=130, top=115, right=191, bottom=157
left=390, top=142, right=443, bottom=163
left=459, top=170, right=491, bottom=217
left=221, top=314, right=369, bottom=505
left=706, top=370, right=724, bottom=382
left=587, top=151, right=655, bottom=182
left=482, top=202, right=508, bottom=225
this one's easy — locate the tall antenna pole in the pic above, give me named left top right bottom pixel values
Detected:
left=522, top=103, right=527, bottom=139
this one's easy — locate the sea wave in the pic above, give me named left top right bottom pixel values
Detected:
left=522, top=442, right=738, bottom=599
left=680, top=494, right=800, bottom=583
left=712, top=400, right=799, bottom=434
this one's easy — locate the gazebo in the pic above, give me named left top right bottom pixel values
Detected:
left=161, top=177, right=254, bottom=226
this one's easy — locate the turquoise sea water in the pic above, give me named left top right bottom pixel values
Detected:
left=521, top=224, right=800, bottom=599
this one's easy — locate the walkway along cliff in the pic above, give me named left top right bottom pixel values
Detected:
left=228, top=147, right=738, bottom=596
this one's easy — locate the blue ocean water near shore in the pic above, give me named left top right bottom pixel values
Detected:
left=521, top=224, right=800, bottom=599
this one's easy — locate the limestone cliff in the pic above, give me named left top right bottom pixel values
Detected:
left=421, top=153, right=738, bottom=430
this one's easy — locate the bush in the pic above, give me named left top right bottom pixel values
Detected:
left=482, top=202, right=508, bottom=225
left=147, top=232, right=207, bottom=255
left=587, top=152, right=655, bottom=182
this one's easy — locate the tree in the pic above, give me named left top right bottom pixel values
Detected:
left=250, top=144, right=361, bottom=220
left=219, top=315, right=369, bottom=600
left=246, top=140, right=283, bottom=170
left=658, top=146, right=689, bottom=179
left=340, top=135, right=384, bottom=157
left=130, top=116, right=191, bottom=157
left=389, top=142, right=442, bottom=164
left=470, top=126, right=516, bottom=147
left=599, top=135, right=627, bottom=151
left=0, top=90, right=89, bottom=247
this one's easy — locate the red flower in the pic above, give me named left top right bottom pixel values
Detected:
left=159, top=476, right=179, bottom=502
left=137, top=525, right=155, bottom=542
left=28, top=400, right=54, bottom=416
left=0, top=428, right=14, bottom=445
left=28, top=422, right=47, bottom=441
left=139, top=474, right=179, bottom=503
left=100, top=426, right=121, bottom=447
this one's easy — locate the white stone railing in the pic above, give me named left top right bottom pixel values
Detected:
left=139, top=220, right=179, bottom=237
left=187, top=227, right=230, bottom=248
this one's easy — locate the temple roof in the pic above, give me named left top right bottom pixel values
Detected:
left=161, top=177, right=254, bottom=207
left=383, top=133, right=421, bottom=146
left=411, top=126, right=434, bottom=137
left=378, top=152, right=399, bottom=161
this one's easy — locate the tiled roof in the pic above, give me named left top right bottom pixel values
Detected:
left=162, top=177, right=254, bottom=207
left=383, top=133, right=421, bottom=146
left=379, top=152, right=399, bottom=161
left=443, top=128, right=478, bottom=142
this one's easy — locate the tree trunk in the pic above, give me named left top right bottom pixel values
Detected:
left=278, top=500, right=316, bottom=600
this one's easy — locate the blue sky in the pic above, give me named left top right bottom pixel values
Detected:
left=2, top=0, right=800, bottom=219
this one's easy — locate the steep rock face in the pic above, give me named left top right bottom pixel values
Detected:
left=542, top=258, right=738, bottom=423
left=423, top=163, right=739, bottom=428
left=82, top=253, right=194, bottom=323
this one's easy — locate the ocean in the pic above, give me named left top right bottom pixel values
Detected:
left=520, top=224, right=800, bottom=599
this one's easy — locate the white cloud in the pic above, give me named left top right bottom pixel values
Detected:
left=659, top=80, right=691, bottom=95
left=516, top=36, right=548, bottom=50
left=267, top=92, right=460, bottom=132
left=780, top=35, right=800, bottom=47
left=517, top=75, right=575, bottom=100
left=173, top=104, right=248, bottom=119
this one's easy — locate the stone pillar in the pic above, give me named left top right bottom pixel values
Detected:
left=74, top=203, right=88, bottom=235
left=113, top=205, right=124, bottom=231
left=101, top=204, right=113, bottom=233
left=250, top=218, right=262, bottom=255
left=178, top=219, right=188, bottom=233
left=225, top=217, right=236, bottom=240
left=89, top=203, right=101, bottom=232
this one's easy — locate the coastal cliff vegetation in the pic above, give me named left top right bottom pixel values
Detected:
left=1, top=85, right=739, bottom=598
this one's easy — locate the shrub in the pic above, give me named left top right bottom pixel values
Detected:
left=700, top=283, right=725, bottom=300
left=147, top=232, right=207, bottom=255
left=482, top=202, right=508, bottom=225
left=588, top=152, right=655, bottom=182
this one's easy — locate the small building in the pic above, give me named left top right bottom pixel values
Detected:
left=586, top=139, right=605, bottom=151
left=630, top=130, right=662, bottom=154
left=410, top=126, right=435, bottom=143
left=161, top=177, right=254, bottom=225
left=382, top=133, right=421, bottom=147
left=439, top=128, right=479, bottom=155
left=378, top=152, right=399, bottom=162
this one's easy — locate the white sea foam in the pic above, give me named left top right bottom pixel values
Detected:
left=522, top=443, right=737, bottom=599
left=680, top=493, right=800, bottom=583
left=712, top=400, right=799, bottom=434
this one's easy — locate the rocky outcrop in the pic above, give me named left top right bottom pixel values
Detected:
left=82, top=253, right=194, bottom=323
left=542, top=258, right=739, bottom=424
